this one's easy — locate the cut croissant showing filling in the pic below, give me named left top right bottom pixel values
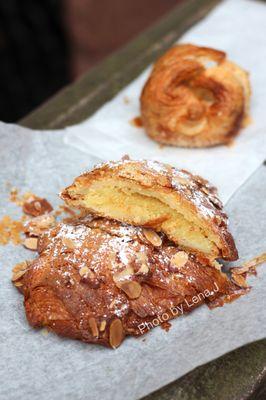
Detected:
left=61, top=160, right=238, bottom=261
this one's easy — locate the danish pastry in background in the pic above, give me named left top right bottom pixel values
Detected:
left=140, top=44, right=251, bottom=147
left=14, top=216, right=244, bottom=349
left=61, top=159, right=238, bottom=261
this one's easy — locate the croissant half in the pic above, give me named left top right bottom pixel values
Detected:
left=18, top=216, right=243, bottom=348
left=140, top=44, right=251, bottom=147
left=61, top=159, right=238, bottom=261
left=15, top=160, right=243, bottom=348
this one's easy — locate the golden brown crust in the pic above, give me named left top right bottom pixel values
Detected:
left=61, top=159, right=238, bottom=261
left=140, top=44, right=251, bottom=147
left=18, top=216, right=244, bottom=348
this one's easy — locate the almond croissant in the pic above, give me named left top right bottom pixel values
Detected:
left=15, top=216, right=244, bottom=348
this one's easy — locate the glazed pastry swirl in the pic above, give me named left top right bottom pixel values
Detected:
left=141, top=44, right=251, bottom=147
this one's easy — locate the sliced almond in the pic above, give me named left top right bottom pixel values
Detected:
left=138, top=263, right=149, bottom=274
left=109, top=299, right=116, bottom=309
left=14, top=281, right=23, bottom=287
left=36, top=214, right=55, bottom=229
left=232, top=253, right=266, bottom=275
left=232, top=265, right=253, bottom=275
left=109, top=319, right=124, bottom=349
left=171, top=251, right=189, bottom=269
left=12, top=269, right=27, bottom=282
left=79, top=266, right=90, bottom=277
left=136, top=252, right=148, bottom=264
left=12, top=261, right=28, bottom=273
left=120, top=281, right=142, bottom=299
left=143, top=229, right=162, bottom=247
left=211, top=260, right=222, bottom=271
left=176, top=176, right=189, bottom=186
left=62, top=237, right=75, bottom=249
left=88, top=317, right=99, bottom=337
left=99, top=320, right=106, bottom=332
left=231, top=273, right=248, bottom=288
left=23, top=214, right=55, bottom=237
left=113, top=265, right=134, bottom=283
left=23, top=237, right=38, bottom=251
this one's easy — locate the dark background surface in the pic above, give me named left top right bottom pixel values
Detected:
left=0, top=0, right=180, bottom=122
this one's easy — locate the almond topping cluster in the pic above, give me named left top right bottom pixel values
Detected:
left=24, top=214, right=55, bottom=237
left=143, top=229, right=162, bottom=247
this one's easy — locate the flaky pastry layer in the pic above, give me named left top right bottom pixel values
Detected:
left=61, top=159, right=238, bottom=261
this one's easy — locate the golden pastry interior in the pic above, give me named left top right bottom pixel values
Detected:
left=140, top=44, right=251, bottom=147
left=61, top=159, right=238, bottom=261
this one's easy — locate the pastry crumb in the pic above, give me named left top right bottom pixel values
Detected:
left=0, top=215, right=25, bottom=245
left=130, top=116, right=143, bottom=128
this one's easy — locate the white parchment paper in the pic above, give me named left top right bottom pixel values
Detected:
left=65, top=0, right=266, bottom=204
left=0, top=123, right=265, bottom=400
left=0, top=0, right=266, bottom=399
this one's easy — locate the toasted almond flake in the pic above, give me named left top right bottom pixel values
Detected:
left=212, top=260, right=222, bottom=270
left=79, top=266, right=90, bottom=277
left=14, top=281, right=23, bottom=287
left=231, top=273, right=249, bottom=288
left=171, top=251, right=189, bottom=269
left=143, top=229, right=162, bottom=247
left=12, top=269, right=27, bottom=282
left=109, top=299, right=116, bottom=309
left=113, top=265, right=134, bottom=283
left=138, top=263, right=149, bottom=274
left=120, top=280, right=142, bottom=299
left=12, top=261, right=28, bottom=273
left=88, top=317, right=99, bottom=337
left=176, top=176, right=189, bottom=186
left=201, top=186, right=210, bottom=195
left=23, top=214, right=56, bottom=237
left=35, top=214, right=55, bottom=229
left=99, top=320, right=106, bottom=332
left=136, top=252, right=148, bottom=264
left=23, top=237, right=38, bottom=250
left=62, top=237, right=75, bottom=249
left=232, top=253, right=266, bottom=275
left=109, top=319, right=124, bottom=349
